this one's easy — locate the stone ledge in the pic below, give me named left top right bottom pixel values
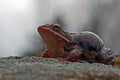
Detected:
left=0, top=56, right=120, bottom=80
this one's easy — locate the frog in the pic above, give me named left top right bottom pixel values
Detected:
left=37, top=24, right=120, bottom=66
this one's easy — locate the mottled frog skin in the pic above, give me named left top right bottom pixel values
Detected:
left=37, top=24, right=120, bottom=66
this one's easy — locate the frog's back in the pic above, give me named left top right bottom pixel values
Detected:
left=73, top=31, right=104, bottom=52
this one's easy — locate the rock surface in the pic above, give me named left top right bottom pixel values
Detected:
left=0, top=56, right=120, bottom=80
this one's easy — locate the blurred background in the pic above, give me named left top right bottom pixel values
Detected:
left=0, top=0, right=120, bottom=57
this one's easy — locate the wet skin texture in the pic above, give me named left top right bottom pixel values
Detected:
left=37, top=24, right=117, bottom=65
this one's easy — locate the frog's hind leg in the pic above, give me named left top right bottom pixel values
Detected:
left=56, top=49, right=82, bottom=62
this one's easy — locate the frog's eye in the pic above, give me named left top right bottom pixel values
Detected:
left=52, top=24, right=61, bottom=31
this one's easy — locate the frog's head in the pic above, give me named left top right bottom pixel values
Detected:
left=38, top=24, right=69, bottom=44
left=38, top=24, right=64, bottom=33
left=37, top=24, right=70, bottom=57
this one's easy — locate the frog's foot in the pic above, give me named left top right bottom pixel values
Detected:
left=66, top=56, right=86, bottom=63
left=57, top=57, right=67, bottom=61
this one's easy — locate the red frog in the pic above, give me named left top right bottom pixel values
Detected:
left=37, top=24, right=120, bottom=67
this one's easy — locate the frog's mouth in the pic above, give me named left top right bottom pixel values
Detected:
left=37, top=26, right=70, bottom=57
